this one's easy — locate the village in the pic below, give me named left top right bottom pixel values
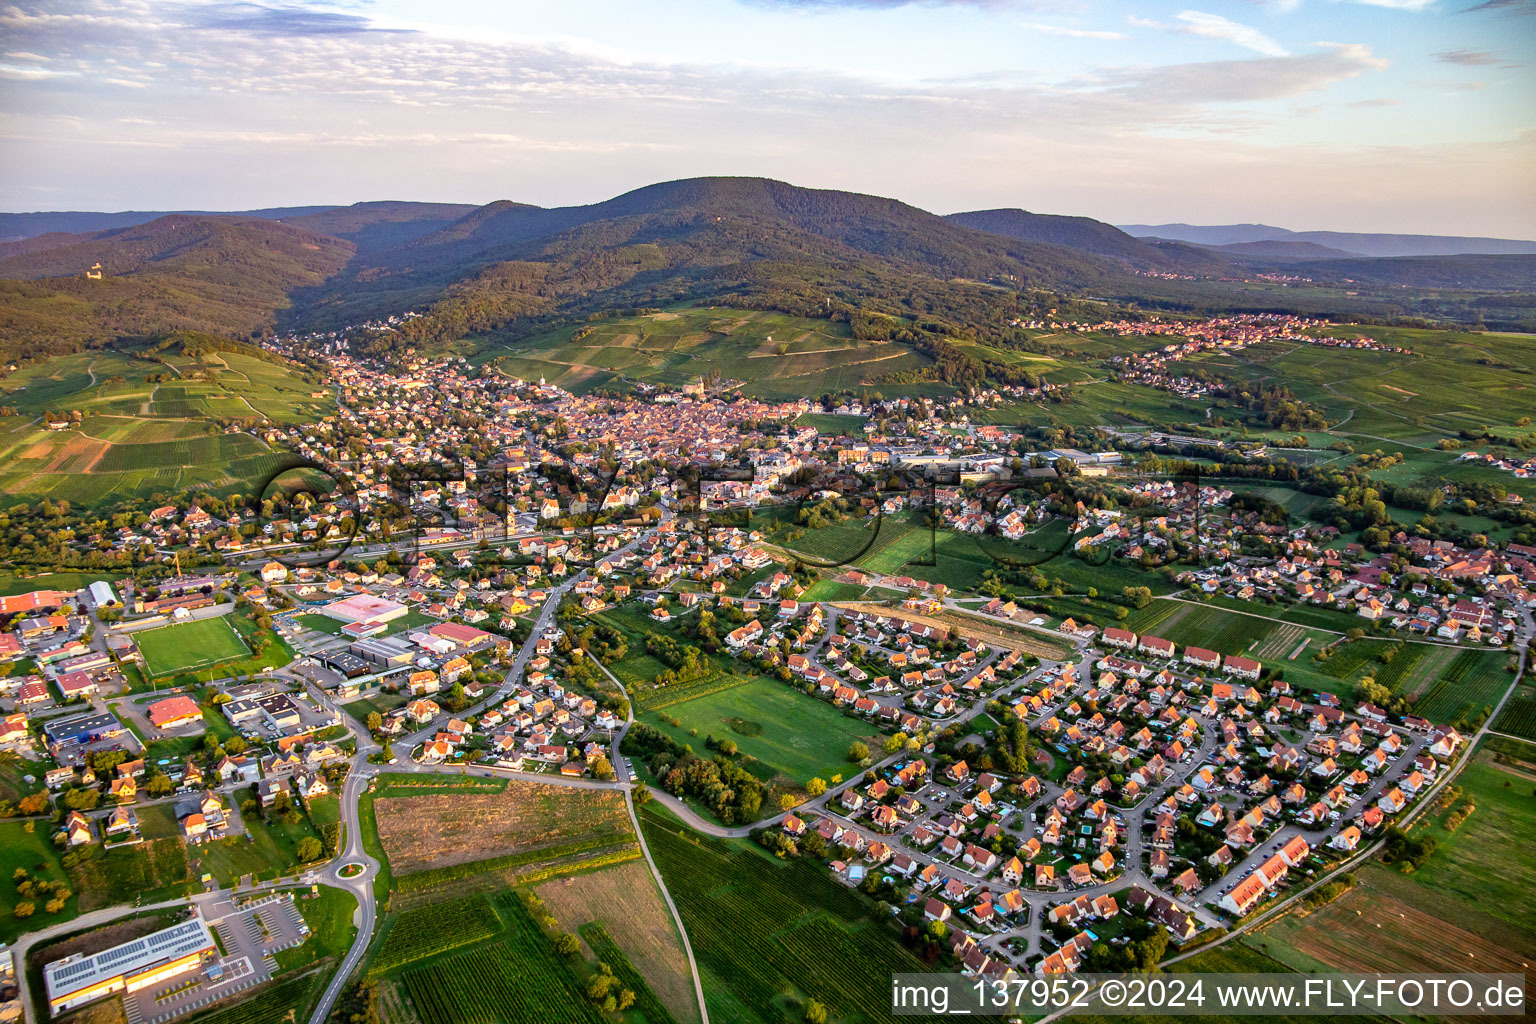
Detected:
left=0, top=326, right=1531, bottom=1022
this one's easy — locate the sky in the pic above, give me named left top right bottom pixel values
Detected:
left=1, top=0, right=1533, bottom=235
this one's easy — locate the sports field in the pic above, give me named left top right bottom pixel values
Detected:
left=135, top=616, right=252, bottom=677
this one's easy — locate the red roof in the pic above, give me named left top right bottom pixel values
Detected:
left=148, top=695, right=203, bottom=728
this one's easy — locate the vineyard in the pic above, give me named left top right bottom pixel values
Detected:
left=369, top=894, right=501, bottom=975
left=1415, top=649, right=1512, bottom=726
left=189, top=972, right=321, bottom=1024
left=394, top=840, right=642, bottom=905
left=402, top=895, right=608, bottom=1024
left=1493, top=685, right=1536, bottom=741
left=633, top=671, right=756, bottom=713
left=641, top=809, right=948, bottom=1024
left=580, top=922, right=680, bottom=1024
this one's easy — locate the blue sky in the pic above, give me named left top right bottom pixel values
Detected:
left=1, top=0, right=1532, bottom=234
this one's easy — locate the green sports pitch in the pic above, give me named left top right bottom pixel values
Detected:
left=135, top=616, right=252, bottom=677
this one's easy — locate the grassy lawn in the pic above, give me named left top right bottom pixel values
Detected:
left=639, top=677, right=876, bottom=785
left=342, top=692, right=409, bottom=725
left=380, top=609, right=439, bottom=637
left=1402, top=747, right=1536, bottom=933
left=0, top=820, right=79, bottom=943
left=798, top=579, right=870, bottom=602
left=307, top=793, right=342, bottom=828
left=0, top=753, right=49, bottom=804
left=194, top=802, right=326, bottom=886
left=274, top=883, right=358, bottom=971
left=135, top=615, right=251, bottom=677
left=296, top=613, right=344, bottom=636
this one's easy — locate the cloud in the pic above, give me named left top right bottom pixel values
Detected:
left=1101, top=42, right=1386, bottom=103
left=187, top=3, right=415, bottom=36
left=1347, top=96, right=1403, bottom=106
left=1346, top=0, right=1436, bottom=9
left=1022, top=22, right=1128, bottom=39
left=1174, top=11, right=1290, bottom=56
left=1461, top=0, right=1536, bottom=12
left=742, top=0, right=1011, bottom=8
left=1432, top=48, right=1500, bottom=63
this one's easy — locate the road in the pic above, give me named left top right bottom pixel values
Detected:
left=304, top=512, right=674, bottom=1024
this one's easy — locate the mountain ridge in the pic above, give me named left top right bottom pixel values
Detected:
left=1118, top=222, right=1536, bottom=257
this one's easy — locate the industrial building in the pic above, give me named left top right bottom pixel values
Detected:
left=44, top=915, right=216, bottom=1015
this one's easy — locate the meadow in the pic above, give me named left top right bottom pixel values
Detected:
left=538, top=858, right=700, bottom=1024
left=134, top=615, right=251, bottom=677
left=639, top=677, right=877, bottom=786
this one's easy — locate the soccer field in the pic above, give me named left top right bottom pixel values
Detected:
left=135, top=616, right=251, bottom=677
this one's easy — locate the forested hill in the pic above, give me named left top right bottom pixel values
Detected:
left=0, top=215, right=354, bottom=360
left=4, top=177, right=1535, bottom=365
left=944, top=208, right=1227, bottom=274
left=283, top=176, right=1138, bottom=344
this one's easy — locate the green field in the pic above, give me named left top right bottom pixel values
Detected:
left=194, top=800, right=327, bottom=887
left=0, top=820, right=79, bottom=943
left=1415, top=648, right=1514, bottom=727
left=1189, top=326, right=1536, bottom=446
left=482, top=307, right=932, bottom=399
left=1493, top=682, right=1536, bottom=741
left=640, top=678, right=877, bottom=786
left=0, top=348, right=328, bottom=507
left=401, top=894, right=612, bottom=1024
left=641, top=807, right=944, bottom=1024
left=135, top=616, right=251, bottom=676
left=1403, top=748, right=1536, bottom=933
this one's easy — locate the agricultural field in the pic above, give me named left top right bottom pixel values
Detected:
left=641, top=806, right=946, bottom=1024
left=1413, top=648, right=1514, bottom=727
left=773, top=513, right=1078, bottom=593
left=1395, top=748, right=1536, bottom=934
left=537, top=858, right=699, bottom=1024
left=134, top=615, right=251, bottom=677
left=483, top=307, right=931, bottom=399
left=1493, top=681, right=1536, bottom=741
left=400, top=894, right=610, bottom=1024
left=1188, top=326, right=1536, bottom=447
left=0, top=347, right=329, bottom=507
left=373, top=780, right=632, bottom=875
left=371, top=893, right=503, bottom=975
left=580, top=922, right=683, bottom=1024
left=1248, top=864, right=1535, bottom=976
left=182, top=971, right=324, bottom=1024
left=639, top=678, right=877, bottom=787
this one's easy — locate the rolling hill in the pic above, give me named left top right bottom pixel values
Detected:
left=5, top=177, right=1535, bottom=371
left=943, top=208, right=1230, bottom=273
left=286, top=176, right=1139, bottom=346
left=1118, top=222, right=1536, bottom=258
left=0, top=215, right=354, bottom=361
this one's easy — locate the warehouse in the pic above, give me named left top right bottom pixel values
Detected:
left=44, top=914, right=216, bottom=1015
left=318, top=594, right=407, bottom=626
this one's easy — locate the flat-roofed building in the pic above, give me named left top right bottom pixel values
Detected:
left=44, top=914, right=216, bottom=1015
left=319, top=594, right=407, bottom=625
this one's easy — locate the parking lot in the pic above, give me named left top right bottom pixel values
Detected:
left=124, top=893, right=309, bottom=1024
